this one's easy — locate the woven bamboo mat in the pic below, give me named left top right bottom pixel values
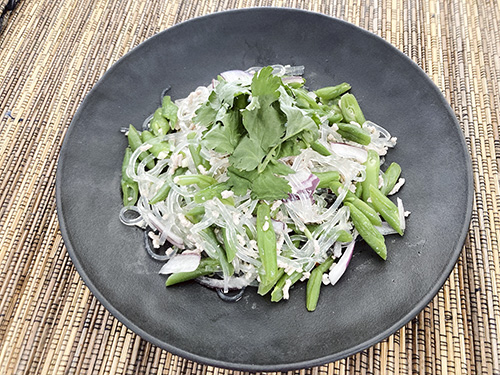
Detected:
left=0, top=0, right=499, bottom=373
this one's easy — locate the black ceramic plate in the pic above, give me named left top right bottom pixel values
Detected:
left=56, top=8, right=472, bottom=371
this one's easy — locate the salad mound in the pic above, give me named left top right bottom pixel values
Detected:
left=119, top=65, right=407, bottom=311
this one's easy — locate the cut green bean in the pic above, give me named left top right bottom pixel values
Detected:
left=345, top=202, right=387, bottom=260
left=256, top=202, right=279, bottom=294
left=271, top=271, right=303, bottom=302
left=121, top=179, right=138, bottom=206
left=161, top=95, right=178, bottom=130
left=150, top=108, right=169, bottom=135
left=140, top=130, right=170, bottom=159
left=194, top=183, right=230, bottom=203
left=293, top=88, right=321, bottom=109
left=314, top=171, right=340, bottom=189
left=361, top=149, right=380, bottom=202
left=345, top=194, right=382, bottom=226
left=314, top=82, right=351, bottom=101
left=121, top=147, right=135, bottom=185
left=257, top=268, right=285, bottom=296
left=127, top=125, right=155, bottom=169
left=380, top=162, right=402, bottom=195
left=165, top=258, right=220, bottom=286
left=339, top=93, right=366, bottom=125
left=149, top=168, right=186, bottom=205
left=336, top=229, right=353, bottom=243
left=337, top=122, right=371, bottom=145
left=306, top=257, right=334, bottom=311
left=174, top=174, right=217, bottom=189
left=311, top=141, right=332, bottom=156
left=369, top=185, right=404, bottom=235
left=201, top=228, right=233, bottom=278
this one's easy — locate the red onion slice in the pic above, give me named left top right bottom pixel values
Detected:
left=330, top=142, right=368, bottom=163
left=328, top=240, right=355, bottom=286
left=285, top=170, right=320, bottom=202
left=158, top=253, right=201, bottom=274
left=282, top=76, right=305, bottom=86
left=196, top=276, right=252, bottom=290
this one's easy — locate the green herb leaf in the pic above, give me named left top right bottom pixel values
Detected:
left=161, top=96, right=179, bottom=129
left=226, top=167, right=257, bottom=196
left=250, top=168, right=291, bottom=200
left=202, top=110, right=243, bottom=154
left=229, top=135, right=266, bottom=171
left=242, top=97, right=285, bottom=150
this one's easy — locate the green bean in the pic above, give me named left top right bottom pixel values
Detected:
left=311, top=141, right=332, bottom=156
left=293, top=88, right=321, bottom=109
left=150, top=108, right=169, bottom=135
left=194, top=183, right=230, bottom=203
left=127, top=125, right=155, bottom=169
left=201, top=228, right=234, bottom=278
left=222, top=227, right=237, bottom=263
left=361, top=149, right=380, bottom=202
left=336, top=229, right=353, bottom=243
left=328, top=180, right=380, bottom=226
left=314, top=171, right=340, bottom=189
left=345, top=202, right=387, bottom=260
left=336, top=122, right=371, bottom=145
left=345, top=194, right=382, bottom=226
left=161, top=95, right=178, bottom=130
left=165, top=258, right=220, bottom=286
left=339, top=93, right=366, bottom=125
left=314, top=82, right=351, bottom=101
left=369, top=185, right=403, bottom=235
left=121, top=179, right=138, bottom=206
left=174, top=174, right=217, bottom=189
left=257, top=268, right=285, bottom=296
left=271, top=271, right=302, bottom=302
left=148, top=168, right=187, bottom=205
left=256, top=202, right=279, bottom=294
left=121, top=147, right=135, bottom=185
left=355, top=183, right=363, bottom=198
left=327, top=111, right=343, bottom=124
left=187, top=133, right=210, bottom=172
left=140, top=130, right=170, bottom=159
left=380, top=162, right=402, bottom=196
left=306, top=257, right=334, bottom=311
left=185, top=206, right=205, bottom=224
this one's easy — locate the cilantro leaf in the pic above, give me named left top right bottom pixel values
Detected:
left=215, top=80, right=251, bottom=108
left=250, top=168, right=291, bottom=200
left=251, top=66, right=281, bottom=99
left=278, top=138, right=305, bottom=158
left=229, top=135, right=266, bottom=171
left=202, top=110, right=243, bottom=154
left=267, top=159, right=295, bottom=176
left=226, top=167, right=257, bottom=196
left=242, top=97, right=285, bottom=150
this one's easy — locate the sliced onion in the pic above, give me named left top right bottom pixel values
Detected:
left=286, top=170, right=320, bottom=198
left=397, top=197, right=405, bottom=232
left=196, top=276, right=252, bottom=290
left=330, top=142, right=368, bottom=163
left=158, top=252, right=201, bottom=274
left=374, top=222, right=398, bottom=235
left=282, top=76, right=305, bottom=86
left=329, top=240, right=355, bottom=286
left=220, top=70, right=252, bottom=82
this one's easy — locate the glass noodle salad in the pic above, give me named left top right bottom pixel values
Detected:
left=119, top=65, right=408, bottom=311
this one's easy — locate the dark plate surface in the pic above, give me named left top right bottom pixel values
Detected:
left=56, top=8, right=472, bottom=371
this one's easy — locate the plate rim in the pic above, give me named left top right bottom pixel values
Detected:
left=56, top=7, right=474, bottom=371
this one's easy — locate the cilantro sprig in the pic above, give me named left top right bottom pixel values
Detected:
left=196, top=66, right=321, bottom=200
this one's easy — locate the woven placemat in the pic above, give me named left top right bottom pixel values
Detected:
left=0, top=0, right=499, bottom=373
